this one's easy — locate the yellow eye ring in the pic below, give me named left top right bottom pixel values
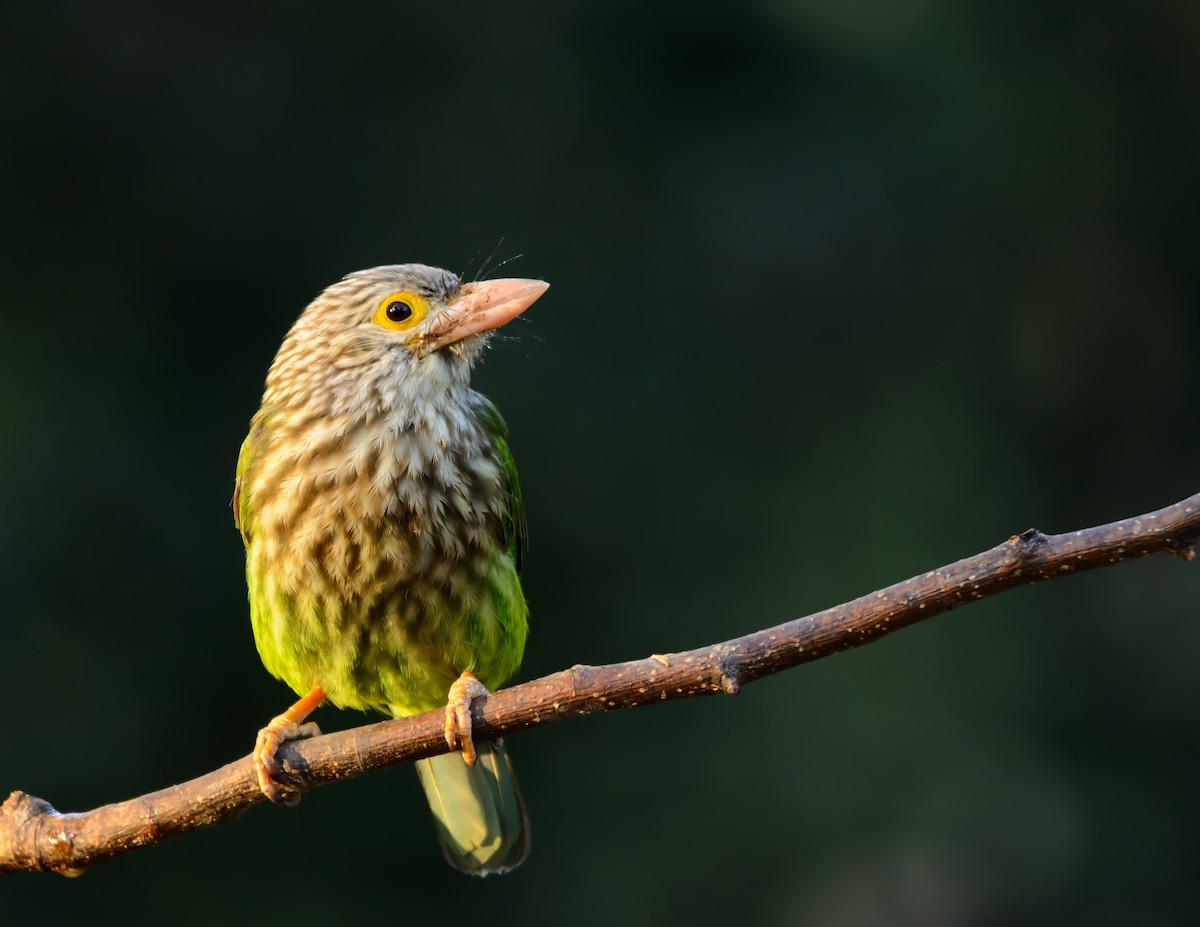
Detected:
left=374, top=291, right=429, bottom=331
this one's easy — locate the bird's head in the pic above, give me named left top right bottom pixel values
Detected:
left=264, top=264, right=548, bottom=416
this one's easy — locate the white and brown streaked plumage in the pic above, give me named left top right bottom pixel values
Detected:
left=234, top=263, right=547, bottom=874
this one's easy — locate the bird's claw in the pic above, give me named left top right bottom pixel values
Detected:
left=253, top=686, right=325, bottom=807
left=444, top=671, right=489, bottom=766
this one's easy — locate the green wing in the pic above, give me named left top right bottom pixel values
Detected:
left=476, top=397, right=527, bottom=572
left=231, top=407, right=276, bottom=549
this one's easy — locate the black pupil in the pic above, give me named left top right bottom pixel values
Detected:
left=386, top=300, right=413, bottom=323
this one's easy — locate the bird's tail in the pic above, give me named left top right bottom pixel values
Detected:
left=414, top=740, right=530, bottom=875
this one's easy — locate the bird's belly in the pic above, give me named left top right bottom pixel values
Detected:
left=247, top=536, right=528, bottom=717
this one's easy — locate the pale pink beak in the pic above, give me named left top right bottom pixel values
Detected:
left=422, top=278, right=549, bottom=352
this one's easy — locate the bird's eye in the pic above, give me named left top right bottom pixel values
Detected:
left=374, top=290, right=429, bottom=331
left=386, top=301, right=413, bottom=323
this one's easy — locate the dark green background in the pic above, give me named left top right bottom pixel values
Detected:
left=2, top=2, right=1197, bottom=924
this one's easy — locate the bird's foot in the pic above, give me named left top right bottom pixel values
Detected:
left=253, top=686, right=325, bottom=807
left=444, top=672, right=490, bottom=766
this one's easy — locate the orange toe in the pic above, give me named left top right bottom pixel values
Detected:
left=253, top=687, right=324, bottom=805
left=443, top=672, right=489, bottom=766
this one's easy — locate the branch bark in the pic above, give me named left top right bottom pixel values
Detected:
left=4, top=491, right=1198, bottom=877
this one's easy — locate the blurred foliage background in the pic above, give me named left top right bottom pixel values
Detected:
left=2, top=1, right=1198, bottom=924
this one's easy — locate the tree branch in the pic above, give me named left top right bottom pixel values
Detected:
left=4, top=491, right=1198, bottom=877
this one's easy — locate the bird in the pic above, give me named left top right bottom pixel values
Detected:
left=232, top=263, right=547, bottom=875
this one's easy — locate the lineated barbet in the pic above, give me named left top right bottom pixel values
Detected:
left=232, top=264, right=547, bottom=874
